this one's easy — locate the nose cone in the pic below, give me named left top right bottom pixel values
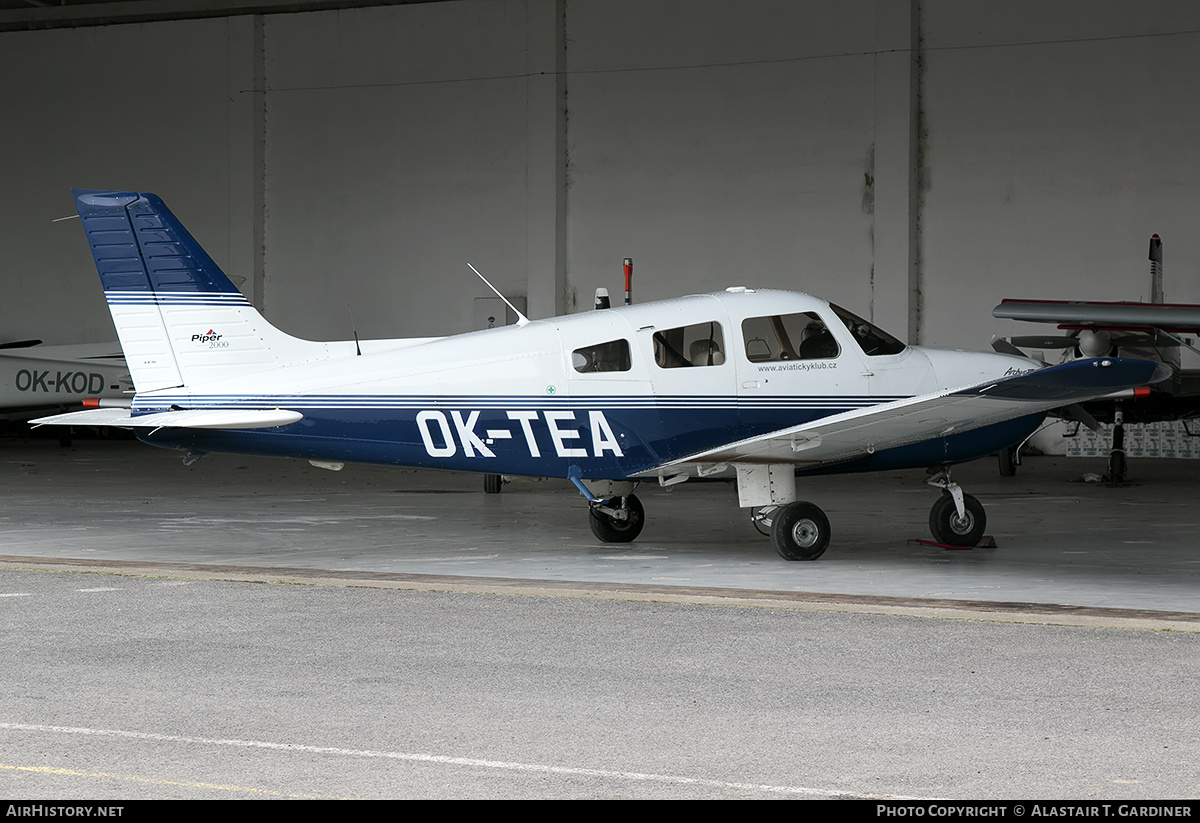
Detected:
left=920, top=347, right=1041, bottom=391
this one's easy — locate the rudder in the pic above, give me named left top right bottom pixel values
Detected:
left=73, top=189, right=325, bottom=392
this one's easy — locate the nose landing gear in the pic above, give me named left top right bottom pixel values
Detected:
left=925, top=467, right=987, bottom=547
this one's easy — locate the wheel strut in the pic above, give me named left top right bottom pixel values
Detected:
left=925, top=466, right=966, bottom=519
left=925, top=466, right=987, bottom=547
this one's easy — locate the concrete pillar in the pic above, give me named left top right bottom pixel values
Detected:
left=524, top=0, right=567, bottom=320
left=224, top=13, right=266, bottom=312
left=251, top=14, right=266, bottom=314
left=871, top=0, right=921, bottom=343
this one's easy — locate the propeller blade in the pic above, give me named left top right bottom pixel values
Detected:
left=1006, top=335, right=1078, bottom=349
left=990, top=337, right=1026, bottom=356
left=1060, top=403, right=1102, bottom=432
left=0, top=339, right=43, bottom=350
left=1112, top=333, right=1179, bottom=348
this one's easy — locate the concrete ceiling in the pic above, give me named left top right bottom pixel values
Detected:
left=0, top=0, right=431, bottom=31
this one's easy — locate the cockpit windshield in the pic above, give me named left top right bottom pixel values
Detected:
left=830, top=304, right=907, bottom=356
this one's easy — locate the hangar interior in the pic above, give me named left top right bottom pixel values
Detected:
left=3, top=0, right=1199, bottom=356
left=4, top=3, right=1200, bottom=801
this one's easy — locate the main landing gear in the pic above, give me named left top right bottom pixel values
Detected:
left=747, top=467, right=987, bottom=558
left=771, top=502, right=832, bottom=561
left=576, top=465, right=988, bottom=560
left=751, top=504, right=831, bottom=560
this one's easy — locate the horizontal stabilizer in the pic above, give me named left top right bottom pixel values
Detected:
left=31, top=407, right=302, bottom=430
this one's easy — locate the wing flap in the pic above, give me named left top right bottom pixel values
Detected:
left=635, top=357, right=1161, bottom=475
left=31, top=407, right=303, bottom=430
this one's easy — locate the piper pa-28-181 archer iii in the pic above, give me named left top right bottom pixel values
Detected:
left=33, top=189, right=1165, bottom=560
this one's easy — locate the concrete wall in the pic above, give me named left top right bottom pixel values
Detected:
left=563, top=0, right=878, bottom=315
left=1, top=0, right=1198, bottom=354
left=922, top=0, right=1200, bottom=349
left=263, top=1, right=539, bottom=339
left=0, top=16, right=256, bottom=345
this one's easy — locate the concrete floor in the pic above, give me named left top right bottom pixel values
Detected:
left=4, top=437, right=1200, bottom=799
left=2, top=436, right=1197, bottom=622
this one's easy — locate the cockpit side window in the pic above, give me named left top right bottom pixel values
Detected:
left=652, top=322, right=726, bottom=368
left=742, top=312, right=839, bottom=361
left=830, top=304, right=907, bottom=356
left=572, top=339, right=632, bottom=373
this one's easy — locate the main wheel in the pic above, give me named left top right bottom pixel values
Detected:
left=483, top=473, right=503, bottom=494
left=928, top=493, right=986, bottom=547
left=998, top=446, right=1017, bottom=477
left=770, top=501, right=831, bottom=561
left=588, top=494, right=645, bottom=543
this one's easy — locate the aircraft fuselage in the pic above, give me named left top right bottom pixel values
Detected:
left=131, top=289, right=1042, bottom=479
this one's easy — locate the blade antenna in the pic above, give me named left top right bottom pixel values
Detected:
left=347, top=305, right=362, bottom=356
left=467, top=263, right=530, bottom=327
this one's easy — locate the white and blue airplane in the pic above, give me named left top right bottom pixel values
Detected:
left=33, top=189, right=1164, bottom=560
left=0, top=340, right=130, bottom=420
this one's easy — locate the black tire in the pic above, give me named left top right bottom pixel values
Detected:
left=1108, top=450, right=1126, bottom=483
left=928, top=493, right=986, bottom=547
left=483, top=473, right=503, bottom=494
left=998, top=446, right=1017, bottom=477
left=770, top=501, right=831, bottom=561
left=588, top=494, right=645, bottom=543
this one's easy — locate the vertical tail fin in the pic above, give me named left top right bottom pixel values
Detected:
left=73, top=189, right=325, bottom=392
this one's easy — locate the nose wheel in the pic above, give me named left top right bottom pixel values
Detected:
left=929, top=492, right=986, bottom=546
left=925, top=467, right=987, bottom=547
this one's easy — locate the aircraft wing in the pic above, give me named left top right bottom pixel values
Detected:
left=30, top=407, right=303, bottom=430
left=635, top=357, right=1163, bottom=474
left=994, top=299, right=1200, bottom=333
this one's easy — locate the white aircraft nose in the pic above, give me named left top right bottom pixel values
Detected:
left=920, top=347, right=1041, bottom=391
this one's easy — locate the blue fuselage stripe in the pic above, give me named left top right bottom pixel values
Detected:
left=129, top=395, right=1042, bottom=479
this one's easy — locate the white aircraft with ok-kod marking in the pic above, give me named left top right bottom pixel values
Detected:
left=34, top=190, right=1164, bottom=560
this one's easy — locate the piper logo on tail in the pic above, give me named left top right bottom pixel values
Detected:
left=192, top=329, right=228, bottom=348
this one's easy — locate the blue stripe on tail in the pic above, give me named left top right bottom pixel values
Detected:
left=73, top=189, right=242, bottom=296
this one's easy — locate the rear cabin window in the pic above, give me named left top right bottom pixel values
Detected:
left=652, top=322, right=726, bottom=368
left=572, top=339, right=632, bottom=373
left=742, top=312, right=839, bottom=361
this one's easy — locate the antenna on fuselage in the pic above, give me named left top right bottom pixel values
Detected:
left=346, top=305, right=362, bottom=356
left=467, top=263, right=530, bottom=327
